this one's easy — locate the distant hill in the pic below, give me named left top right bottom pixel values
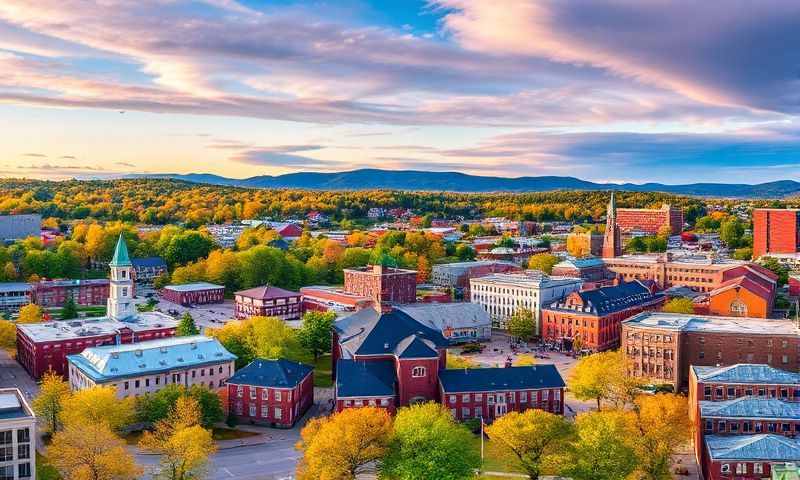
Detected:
left=126, top=169, right=800, bottom=198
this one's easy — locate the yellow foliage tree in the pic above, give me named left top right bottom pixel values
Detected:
left=296, top=407, right=393, bottom=480
left=630, top=394, right=691, bottom=480
left=139, top=396, right=216, bottom=480
left=527, top=254, right=559, bottom=274
left=485, top=409, right=573, bottom=480
left=48, top=423, right=141, bottom=480
left=0, top=320, right=16, bottom=353
left=662, top=297, right=695, bottom=314
left=32, top=370, right=71, bottom=434
left=514, top=354, right=537, bottom=366
left=569, top=350, right=642, bottom=410
left=17, top=303, right=43, bottom=324
left=59, top=386, right=135, bottom=433
left=446, top=354, right=478, bottom=369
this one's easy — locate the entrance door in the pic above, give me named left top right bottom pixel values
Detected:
left=495, top=394, right=508, bottom=417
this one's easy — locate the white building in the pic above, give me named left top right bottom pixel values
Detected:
left=0, top=388, right=35, bottom=480
left=67, top=335, right=236, bottom=398
left=470, top=271, right=583, bottom=331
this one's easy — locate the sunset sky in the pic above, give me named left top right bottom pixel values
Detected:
left=1, top=0, right=799, bottom=183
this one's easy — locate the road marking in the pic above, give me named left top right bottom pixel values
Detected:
left=222, top=467, right=235, bottom=477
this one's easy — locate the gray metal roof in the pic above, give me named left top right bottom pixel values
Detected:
left=693, top=364, right=800, bottom=385
left=623, top=312, right=799, bottom=336
left=164, top=282, right=224, bottom=292
left=700, top=397, right=800, bottom=420
left=397, top=303, right=490, bottom=331
left=706, top=434, right=800, bottom=461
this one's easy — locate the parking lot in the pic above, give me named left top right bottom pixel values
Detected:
left=148, top=296, right=237, bottom=331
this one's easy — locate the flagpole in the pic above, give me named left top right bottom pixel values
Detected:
left=480, top=417, right=485, bottom=462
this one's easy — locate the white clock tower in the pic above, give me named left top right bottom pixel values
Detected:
left=107, top=233, right=137, bottom=321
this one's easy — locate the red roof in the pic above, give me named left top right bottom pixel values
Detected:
left=235, top=285, right=300, bottom=300
left=709, top=276, right=773, bottom=302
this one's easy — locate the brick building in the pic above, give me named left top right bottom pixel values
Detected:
left=687, top=364, right=800, bottom=480
left=706, top=275, right=775, bottom=318
left=234, top=285, right=302, bottom=322
left=622, top=312, right=800, bottom=390
left=551, top=257, right=607, bottom=282
left=299, top=286, right=374, bottom=313
left=32, top=279, right=109, bottom=307
left=541, top=280, right=665, bottom=352
left=332, top=307, right=566, bottom=419
left=430, top=260, right=521, bottom=296
left=615, top=204, right=683, bottom=236
left=753, top=208, right=800, bottom=259
left=226, top=359, right=313, bottom=428
left=0, top=283, right=32, bottom=315
left=162, top=282, right=225, bottom=306
left=67, top=335, right=236, bottom=398
left=343, top=264, right=417, bottom=306
left=439, top=366, right=565, bottom=421
left=16, top=235, right=178, bottom=379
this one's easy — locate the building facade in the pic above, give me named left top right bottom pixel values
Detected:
left=162, top=282, right=225, bottom=306
left=753, top=208, right=800, bottom=259
left=430, top=261, right=521, bottom=295
left=234, top=286, right=301, bottom=322
left=541, top=280, right=665, bottom=352
left=0, top=284, right=32, bottom=315
left=397, top=303, right=492, bottom=344
left=470, top=271, right=583, bottom=331
left=299, top=286, right=374, bottom=313
left=343, top=264, right=417, bottom=306
left=0, top=214, right=40, bottom=242
left=32, top=279, right=109, bottom=307
left=622, top=312, right=800, bottom=390
left=706, top=276, right=774, bottom=318
left=0, top=388, right=35, bottom=480
left=551, top=257, right=607, bottom=282
left=131, top=257, right=167, bottom=285
left=67, top=335, right=236, bottom=398
left=616, top=204, right=683, bottom=236
left=226, top=359, right=313, bottom=428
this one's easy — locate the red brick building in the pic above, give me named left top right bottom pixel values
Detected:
left=622, top=312, right=800, bottom=391
left=541, top=280, right=665, bottom=352
left=299, top=286, right=374, bottom=313
left=234, top=285, right=301, bottom=321
left=616, top=204, right=683, bottom=235
left=16, top=314, right=178, bottom=379
left=343, top=264, right=417, bottom=306
left=33, top=279, right=109, bottom=307
left=753, top=208, right=800, bottom=259
left=687, top=364, right=800, bottom=479
left=226, top=359, right=313, bottom=428
left=162, top=282, right=225, bottom=306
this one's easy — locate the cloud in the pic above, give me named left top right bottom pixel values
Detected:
left=231, top=145, right=327, bottom=168
left=115, top=161, right=135, bottom=167
left=21, top=153, right=46, bottom=158
left=435, top=0, right=800, bottom=113
left=59, top=155, right=76, bottom=160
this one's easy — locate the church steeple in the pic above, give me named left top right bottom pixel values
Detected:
left=602, top=191, right=622, bottom=258
left=107, top=234, right=137, bottom=321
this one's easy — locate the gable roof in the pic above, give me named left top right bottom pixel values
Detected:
left=710, top=275, right=773, bottom=302
left=395, top=335, right=439, bottom=359
left=700, top=396, right=800, bottom=419
left=439, top=365, right=565, bottom=393
left=706, top=434, right=800, bottom=461
left=335, top=308, right=448, bottom=359
left=548, top=280, right=662, bottom=316
left=692, top=364, right=800, bottom=385
left=335, top=359, right=396, bottom=398
left=396, top=303, right=491, bottom=331
left=234, top=285, right=300, bottom=300
left=227, top=358, right=312, bottom=388
left=110, top=234, right=131, bottom=267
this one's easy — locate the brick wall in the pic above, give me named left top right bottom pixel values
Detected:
left=753, top=209, right=800, bottom=258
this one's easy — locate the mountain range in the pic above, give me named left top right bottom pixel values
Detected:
left=126, top=169, right=800, bottom=198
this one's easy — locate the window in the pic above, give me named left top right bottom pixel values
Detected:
left=261, top=406, right=268, bottom=418
left=461, top=407, right=470, bottom=418
left=0, top=465, right=11, bottom=480
left=720, top=464, right=730, bottom=474
left=704, top=420, right=712, bottom=433
left=0, top=431, right=11, bottom=445
left=274, top=390, right=281, bottom=401
left=736, top=463, right=746, bottom=475
left=250, top=389, right=256, bottom=400
left=17, top=428, right=29, bottom=443
left=726, top=387, right=734, bottom=397
left=135, top=380, right=140, bottom=388
left=237, top=386, right=243, bottom=398
left=262, top=389, right=269, bottom=400
left=542, top=390, right=549, bottom=400
left=449, top=395, right=456, bottom=404
left=124, top=381, right=129, bottom=390
left=411, top=366, right=426, bottom=378
left=274, top=407, right=282, bottom=419
left=754, top=463, right=763, bottom=474
left=520, top=392, right=528, bottom=402
left=18, top=463, right=31, bottom=479
left=249, top=404, right=256, bottom=417
left=380, top=398, right=389, bottom=406
left=18, top=444, right=29, bottom=459
left=0, top=446, right=12, bottom=462
left=462, top=394, right=470, bottom=402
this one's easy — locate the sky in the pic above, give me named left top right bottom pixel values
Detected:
left=0, top=0, right=799, bottom=184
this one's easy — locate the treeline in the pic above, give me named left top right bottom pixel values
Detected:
left=0, top=178, right=713, bottom=226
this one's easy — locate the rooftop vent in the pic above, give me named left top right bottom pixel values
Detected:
left=135, top=350, right=143, bottom=357
left=177, top=357, right=184, bottom=362
left=190, top=342, right=197, bottom=350
left=111, top=352, right=119, bottom=359
left=160, top=347, right=168, bottom=354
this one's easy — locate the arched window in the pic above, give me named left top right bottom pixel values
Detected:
left=730, top=299, right=747, bottom=317
left=411, top=366, right=426, bottom=378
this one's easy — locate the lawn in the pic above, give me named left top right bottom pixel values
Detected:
left=125, top=427, right=259, bottom=445
left=312, top=354, right=333, bottom=388
left=36, top=452, right=62, bottom=480
left=468, top=433, right=526, bottom=475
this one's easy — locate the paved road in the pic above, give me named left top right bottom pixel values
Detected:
left=0, top=348, right=38, bottom=400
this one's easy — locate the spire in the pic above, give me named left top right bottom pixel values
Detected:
left=608, top=191, right=616, bottom=220
left=110, top=233, right=132, bottom=267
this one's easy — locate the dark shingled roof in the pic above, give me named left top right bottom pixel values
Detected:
left=227, top=359, right=312, bottom=388
left=439, top=365, right=566, bottom=393
left=548, top=280, right=663, bottom=316
left=335, top=308, right=448, bottom=358
left=335, top=359, right=396, bottom=398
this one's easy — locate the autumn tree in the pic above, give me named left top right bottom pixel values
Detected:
left=32, top=370, right=71, bottom=434
left=136, top=384, right=224, bottom=428
left=662, top=297, right=695, bottom=314
left=630, top=394, right=690, bottom=480
left=297, top=310, right=335, bottom=361
left=296, top=407, right=392, bottom=480
left=569, top=350, right=641, bottom=410
left=446, top=354, right=478, bottom=369
left=176, top=313, right=200, bottom=336
left=207, top=316, right=303, bottom=368
left=514, top=354, right=537, bottom=366
left=527, top=254, right=559, bottom=274
left=139, top=396, right=216, bottom=480
left=381, top=403, right=479, bottom=480
left=486, top=409, right=573, bottom=480
left=507, top=309, right=536, bottom=341
left=49, top=423, right=142, bottom=480
left=60, top=385, right=135, bottom=433
left=17, top=303, right=43, bottom=324
left=0, top=320, right=16, bottom=353
left=558, top=410, right=638, bottom=480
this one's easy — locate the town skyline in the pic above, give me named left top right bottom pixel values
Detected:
left=1, top=0, right=800, bottom=183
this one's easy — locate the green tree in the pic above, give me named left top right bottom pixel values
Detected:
left=163, top=231, right=214, bottom=267
left=297, top=311, right=335, bottom=361
left=527, top=253, right=558, bottom=274
left=761, top=256, right=790, bottom=286
left=626, top=236, right=646, bottom=253
left=559, top=410, right=638, bottom=480
left=61, top=297, right=78, bottom=320
left=719, top=218, right=745, bottom=248
left=662, top=297, right=695, bottom=314
left=733, top=247, right=753, bottom=260
left=177, top=313, right=200, bottom=336
left=136, top=384, right=224, bottom=428
left=507, top=309, right=535, bottom=341
left=486, top=409, right=573, bottom=480
left=381, top=403, right=479, bottom=480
